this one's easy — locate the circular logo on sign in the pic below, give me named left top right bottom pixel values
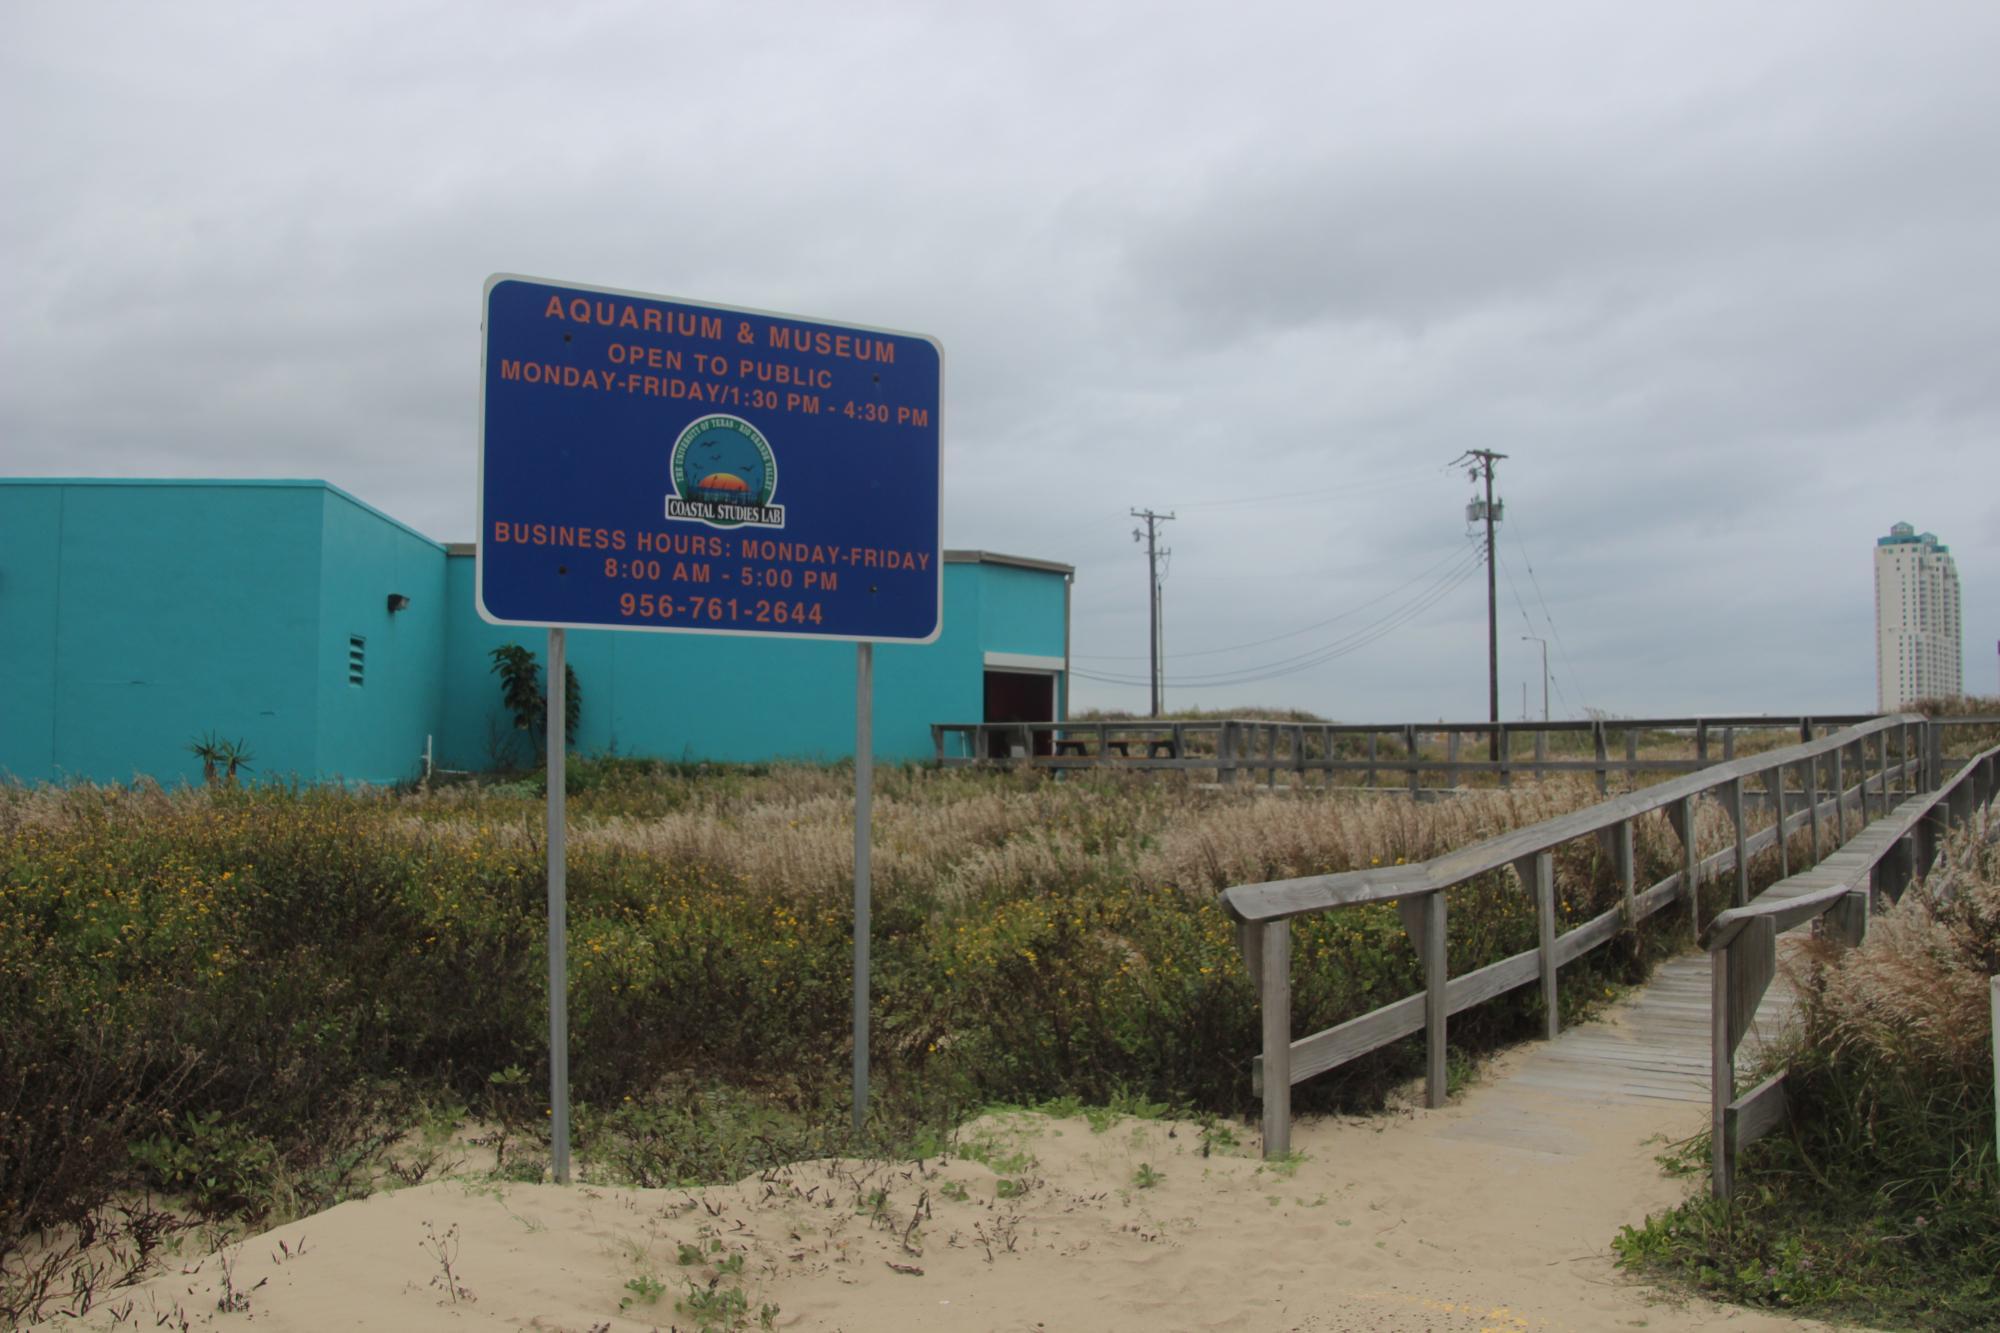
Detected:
left=665, top=414, right=785, bottom=530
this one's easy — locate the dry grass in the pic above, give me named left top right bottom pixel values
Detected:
left=1802, top=810, right=1999, bottom=1076
left=377, top=771, right=1644, bottom=907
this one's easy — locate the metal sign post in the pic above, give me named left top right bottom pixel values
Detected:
left=546, top=627, right=571, bottom=1183
left=852, top=642, right=873, bottom=1136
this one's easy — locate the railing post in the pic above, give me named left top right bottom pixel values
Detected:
left=1918, top=797, right=1945, bottom=880
left=1771, top=767, right=1790, bottom=879
left=1406, top=725, right=1421, bottom=799
left=1593, top=721, right=1609, bottom=794
left=1696, top=719, right=1709, bottom=766
left=1497, top=722, right=1510, bottom=788
left=1533, top=726, right=1548, bottom=781
left=1518, top=852, right=1560, bottom=1039
left=1805, top=757, right=1821, bottom=862
left=1399, top=893, right=1449, bottom=1109
left=1728, top=777, right=1748, bottom=906
left=1673, top=795, right=1699, bottom=933
left=1856, top=738, right=1871, bottom=821
left=1832, top=745, right=1846, bottom=841
left=1711, top=940, right=1733, bottom=1199
left=1446, top=730, right=1460, bottom=789
left=1366, top=731, right=1378, bottom=787
left=1723, top=726, right=1736, bottom=761
left=1617, top=818, right=1636, bottom=926
left=1258, top=920, right=1292, bottom=1158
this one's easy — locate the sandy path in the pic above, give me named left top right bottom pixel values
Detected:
left=36, top=977, right=1833, bottom=1332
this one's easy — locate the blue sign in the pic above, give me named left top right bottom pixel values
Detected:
left=478, top=275, right=942, bottom=643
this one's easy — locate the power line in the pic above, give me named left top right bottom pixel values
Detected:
left=1158, top=465, right=1450, bottom=513
left=1496, top=543, right=1566, bottom=718
left=1071, top=555, right=1481, bottom=690
left=1509, top=527, right=1591, bottom=714
left=1075, top=544, right=1481, bottom=682
left=1072, top=541, right=1484, bottom=690
left=1071, top=540, right=1482, bottom=662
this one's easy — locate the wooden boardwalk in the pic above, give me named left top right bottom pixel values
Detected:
left=1430, top=951, right=1798, bottom=1157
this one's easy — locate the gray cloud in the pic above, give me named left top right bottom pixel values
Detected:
left=4, top=0, right=1995, bottom=720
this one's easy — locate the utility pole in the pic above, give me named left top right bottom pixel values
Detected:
left=1131, top=508, right=1175, bottom=717
left=1455, top=451, right=1506, bottom=760
left=1522, top=634, right=1548, bottom=721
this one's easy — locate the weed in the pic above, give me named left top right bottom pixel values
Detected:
left=211, top=1245, right=263, bottom=1314
left=1132, top=1162, right=1163, bottom=1189
left=1196, top=1114, right=1241, bottom=1157
left=620, top=1272, right=665, bottom=1307
left=938, top=1180, right=969, bottom=1202
left=0, top=1201, right=200, bottom=1326
left=1444, top=1047, right=1481, bottom=1098
left=130, top=1111, right=278, bottom=1218
left=1258, top=1150, right=1308, bottom=1180
left=958, top=1128, right=1036, bottom=1177
left=419, top=1219, right=473, bottom=1305
left=676, top=1281, right=748, bottom=1328
left=1082, top=1105, right=1122, bottom=1134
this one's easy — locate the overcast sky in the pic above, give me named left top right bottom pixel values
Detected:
left=5, top=1, right=1995, bottom=721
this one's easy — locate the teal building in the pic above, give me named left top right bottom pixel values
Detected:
left=0, top=479, right=1072, bottom=786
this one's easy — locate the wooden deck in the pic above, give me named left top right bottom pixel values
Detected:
left=1430, top=952, right=1797, bottom=1157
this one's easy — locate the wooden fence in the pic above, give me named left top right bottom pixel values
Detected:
left=932, top=714, right=1884, bottom=793
left=1218, top=713, right=1938, bottom=1157
left=1702, top=739, right=2000, bottom=1197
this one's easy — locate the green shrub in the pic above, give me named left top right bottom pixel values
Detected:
left=0, top=764, right=1712, bottom=1303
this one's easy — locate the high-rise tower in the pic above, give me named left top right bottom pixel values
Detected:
left=1874, top=521, right=1962, bottom=710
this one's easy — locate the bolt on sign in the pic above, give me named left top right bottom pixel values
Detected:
left=478, top=275, right=943, bottom=644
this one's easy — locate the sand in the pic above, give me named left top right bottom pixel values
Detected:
left=32, top=1039, right=1834, bottom=1333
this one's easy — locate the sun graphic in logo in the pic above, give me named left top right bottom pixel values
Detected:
left=666, top=415, right=785, bottom=530
left=693, top=471, right=752, bottom=501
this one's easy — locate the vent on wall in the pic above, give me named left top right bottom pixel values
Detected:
left=348, top=636, right=366, bottom=686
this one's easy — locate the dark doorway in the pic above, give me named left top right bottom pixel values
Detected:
left=983, top=670, right=1056, bottom=758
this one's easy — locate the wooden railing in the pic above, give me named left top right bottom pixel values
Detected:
left=1218, top=714, right=1932, bottom=1157
left=932, top=714, right=1883, bottom=793
left=1703, top=739, right=2000, bottom=1197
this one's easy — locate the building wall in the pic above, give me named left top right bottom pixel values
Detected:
left=1, top=478, right=1071, bottom=783
left=314, top=488, right=450, bottom=784
left=438, top=554, right=1034, bottom=768
left=0, top=481, right=325, bottom=785
left=1875, top=521, right=1964, bottom=710
left=0, top=485, right=64, bottom=779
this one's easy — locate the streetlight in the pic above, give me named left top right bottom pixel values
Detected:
left=1520, top=635, right=1549, bottom=722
